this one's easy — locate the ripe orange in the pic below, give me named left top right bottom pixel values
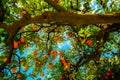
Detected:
left=55, top=29, right=59, bottom=32
left=60, top=58, right=66, bottom=65
left=11, top=67, right=17, bottom=73
left=34, top=38, right=39, bottom=42
left=20, top=38, right=25, bottom=43
left=64, top=62, right=70, bottom=70
left=50, top=51, right=57, bottom=57
left=53, top=37, right=59, bottom=42
left=66, top=33, right=70, bottom=38
left=60, top=57, right=65, bottom=62
left=33, top=27, right=38, bottom=31
left=14, top=41, right=18, bottom=48
left=24, top=67, right=28, bottom=71
left=72, top=31, right=75, bottom=35
left=4, top=57, right=8, bottom=62
left=40, top=72, right=44, bottom=76
left=25, top=46, right=30, bottom=49
left=20, top=11, right=24, bottom=16
left=86, top=39, right=93, bottom=46
left=16, top=74, right=21, bottom=78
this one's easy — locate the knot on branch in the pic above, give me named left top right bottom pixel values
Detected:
left=42, top=11, right=51, bottom=20
left=23, top=13, right=31, bottom=20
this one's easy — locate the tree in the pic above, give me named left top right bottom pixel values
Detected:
left=0, top=0, right=120, bottom=80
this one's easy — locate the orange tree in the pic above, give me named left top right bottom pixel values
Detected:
left=0, top=0, right=120, bottom=80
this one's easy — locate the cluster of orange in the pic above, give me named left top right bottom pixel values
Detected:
left=14, top=38, right=25, bottom=48
left=11, top=67, right=22, bottom=78
left=60, top=57, right=70, bottom=70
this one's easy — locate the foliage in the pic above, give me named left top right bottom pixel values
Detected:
left=0, top=0, right=120, bottom=80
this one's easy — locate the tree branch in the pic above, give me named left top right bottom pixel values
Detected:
left=31, top=11, right=120, bottom=25
left=0, top=22, right=9, bottom=32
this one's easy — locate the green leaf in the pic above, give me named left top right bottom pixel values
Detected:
left=1, top=0, right=8, bottom=5
left=0, top=28, right=4, bottom=33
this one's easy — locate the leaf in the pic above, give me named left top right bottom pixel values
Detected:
left=1, top=0, right=8, bottom=5
left=0, top=28, right=4, bottom=33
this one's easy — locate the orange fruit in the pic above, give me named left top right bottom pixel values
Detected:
left=11, top=67, right=17, bottom=73
left=20, top=38, right=25, bottom=43
left=86, top=39, right=93, bottom=46
left=33, top=27, right=38, bottom=31
left=16, top=74, right=21, bottom=78
left=20, top=11, right=24, bottom=16
left=25, top=46, right=30, bottom=49
left=60, top=57, right=65, bottom=62
left=55, top=29, right=59, bottom=32
left=14, top=41, right=18, bottom=48
left=34, top=38, right=39, bottom=42
left=4, top=57, right=8, bottom=62
left=72, top=31, right=75, bottom=35
left=53, top=37, right=59, bottom=42
left=64, top=62, right=70, bottom=70
left=50, top=51, right=57, bottom=57
left=40, top=72, right=44, bottom=76
left=24, top=67, right=28, bottom=71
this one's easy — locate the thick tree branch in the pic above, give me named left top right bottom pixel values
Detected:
left=0, top=22, right=9, bottom=32
left=31, top=12, right=120, bottom=25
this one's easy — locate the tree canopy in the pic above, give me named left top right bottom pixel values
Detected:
left=0, top=0, right=120, bottom=80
